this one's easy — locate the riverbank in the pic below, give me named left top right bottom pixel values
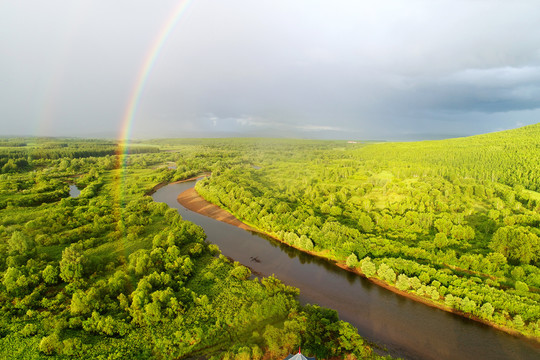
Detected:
left=177, top=188, right=254, bottom=231
left=176, top=185, right=540, bottom=346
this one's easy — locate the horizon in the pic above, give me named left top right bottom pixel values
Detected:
left=3, top=120, right=538, bottom=143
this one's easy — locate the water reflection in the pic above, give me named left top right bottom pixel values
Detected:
left=255, top=231, right=359, bottom=284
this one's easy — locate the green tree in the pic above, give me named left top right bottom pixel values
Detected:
left=59, top=243, right=86, bottom=282
left=360, top=257, right=376, bottom=277
left=396, top=274, right=410, bottom=291
left=1, top=159, right=18, bottom=173
left=346, top=254, right=358, bottom=268
left=511, top=266, right=525, bottom=280
left=490, top=226, right=540, bottom=263
left=39, top=333, right=63, bottom=355
left=299, top=235, right=314, bottom=251
left=513, top=315, right=525, bottom=328
left=358, top=213, right=374, bottom=232
left=515, top=281, right=529, bottom=292
left=230, top=265, right=251, bottom=280
left=263, top=325, right=288, bottom=358
left=433, top=233, right=449, bottom=248
left=70, top=290, right=91, bottom=315
left=2, top=267, right=22, bottom=294
left=480, top=302, right=494, bottom=319
left=42, top=265, right=59, bottom=284
left=20, top=323, right=38, bottom=337
left=460, top=297, right=476, bottom=313
left=7, top=231, right=36, bottom=255
left=434, top=218, right=453, bottom=235
left=377, top=263, right=396, bottom=283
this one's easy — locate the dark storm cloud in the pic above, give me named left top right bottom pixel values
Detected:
left=1, top=1, right=540, bottom=140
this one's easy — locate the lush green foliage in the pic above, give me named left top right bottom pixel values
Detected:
left=0, top=139, right=385, bottom=359
left=0, top=138, right=159, bottom=174
left=195, top=125, right=540, bottom=338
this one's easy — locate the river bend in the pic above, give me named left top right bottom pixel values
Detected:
left=152, top=181, right=539, bottom=360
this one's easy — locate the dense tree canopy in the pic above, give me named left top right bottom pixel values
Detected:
left=0, top=138, right=386, bottom=359
left=1, top=128, right=540, bottom=357
left=192, top=125, right=540, bottom=339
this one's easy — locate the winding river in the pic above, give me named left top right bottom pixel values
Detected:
left=152, top=180, right=540, bottom=360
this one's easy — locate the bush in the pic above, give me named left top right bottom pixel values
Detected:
left=20, top=323, right=38, bottom=337
left=360, top=257, right=376, bottom=277
left=396, top=274, right=410, bottom=291
left=346, top=254, right=358, bottom=268
left=39, top=333, right=63, bottom=355
left=62, top=338, right=83, bottom=356
left=515, top=281, right=529, bottom=292
left=230, top=265, right=251, bottom=280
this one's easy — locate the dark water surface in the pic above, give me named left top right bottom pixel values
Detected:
left=152, top=181, right=540, bottom=360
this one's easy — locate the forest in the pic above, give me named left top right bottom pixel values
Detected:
left=1, top=124, right=540, bottom=358
left=0, top=138, right=386, bottom=359
left=193, top=124, right=540, bottom=339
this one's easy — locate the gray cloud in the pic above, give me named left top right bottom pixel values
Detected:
left=1, top=1, right=540, bottom=140
left=410, top=66, right=540, bottom=113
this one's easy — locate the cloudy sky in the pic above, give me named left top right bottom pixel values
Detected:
left=2, top=0, right=540, bottom=140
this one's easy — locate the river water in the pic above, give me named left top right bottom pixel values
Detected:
left=152, top=181, right=540, bottom=360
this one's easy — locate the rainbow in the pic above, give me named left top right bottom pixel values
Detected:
left=113, top=0, right=194, bottom=242
left=117, top=0, right=194, bottom=154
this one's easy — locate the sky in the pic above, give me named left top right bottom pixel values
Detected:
left=1, top=0, right=540, bottom=140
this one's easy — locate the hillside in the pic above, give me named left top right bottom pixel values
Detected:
left=358, top=122, right=540, bottom=191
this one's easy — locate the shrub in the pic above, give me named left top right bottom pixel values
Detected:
left=39, top=333, right=63, bottom=355
left=346, top=254, right=358, bottom=268
left=360, top=257, right=376, bottom=277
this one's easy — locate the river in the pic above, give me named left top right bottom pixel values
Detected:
left=151, top=180, right=540, bottom=360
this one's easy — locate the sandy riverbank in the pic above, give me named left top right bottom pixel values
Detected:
left=177, top=188, right=254, bottom=231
